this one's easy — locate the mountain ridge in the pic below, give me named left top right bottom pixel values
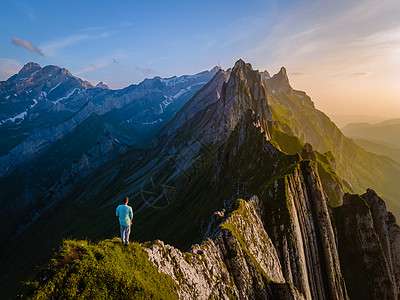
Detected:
left=1, top=59, right=399, bottom=299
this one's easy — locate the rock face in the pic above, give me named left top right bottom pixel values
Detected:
left=333, top=191, right=400, bottom=299
left=146, top=197, right=303, bottom=299
left=261, top=160, right=348, bottom=300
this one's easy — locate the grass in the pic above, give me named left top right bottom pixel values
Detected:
left=268, top=89, right=400, bottom=219
left=21, top=238, right=178, bottom=299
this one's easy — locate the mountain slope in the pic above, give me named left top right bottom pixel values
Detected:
left=0, top=63, right=218, bottom=254
left=1, top=59, right=399, bottom=299
left=262, top=69, right=400, bottom=219
left=350, top=137, right=400, bottom=164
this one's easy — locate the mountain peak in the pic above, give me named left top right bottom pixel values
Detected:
left=263, top=66, right=293, bottom=95
left=96, top=81, right=110, bottom=89
left=210, top=66, right=222, bottom=74
left=275, top=66, right=289, bottom=84
left=233, top=59, right=254, bottom=72
left=8, top=62, right=42, bottom=82
left=22, top=62, right=41, bottom=72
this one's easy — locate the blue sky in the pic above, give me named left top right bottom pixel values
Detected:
left=1, top=0, right=399, bottom=117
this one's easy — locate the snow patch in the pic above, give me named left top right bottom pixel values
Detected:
left=142, top=120, right=160, bottom=125
left=30, top=99, right=38, bottom=109
left=29, top=69, right=40, bottom=78
left=160, top=74, right=201, bottom=86
left=160, top=82, right=207, bottom=111
left=52, top=88, right=81, bottom=105
left=48, top=82, right=62, bottom=94
left=141, top=118, right=163, bottom=125
left=39, top=91, right=47, bottom=100
left=1, top=111, right=27, bottom=125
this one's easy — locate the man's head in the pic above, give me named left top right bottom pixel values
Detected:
left=123, top=196, right=129, bottom=204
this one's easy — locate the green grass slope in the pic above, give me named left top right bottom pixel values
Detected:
left=21, top=238, right=178, bottom=299
left=267, top=91, right=400, bottom=220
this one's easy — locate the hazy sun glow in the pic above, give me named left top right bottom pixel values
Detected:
left=0, top=0, right=399, bottom=118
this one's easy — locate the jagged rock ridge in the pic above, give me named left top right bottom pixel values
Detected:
left=2, top=59, right=400, bottom=299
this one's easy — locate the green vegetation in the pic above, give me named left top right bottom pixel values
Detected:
left=314, top=151, right=346, bottom=207
left=22, top=238, right=178, bottom=299
left=221, top=199, right=279, bottom=284
left=268, top=90, right=400, bottom=219
left=270, top=126, right=303, bottom=155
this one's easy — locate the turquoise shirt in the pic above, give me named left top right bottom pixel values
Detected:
left=116, top=204, right=133, bottom=226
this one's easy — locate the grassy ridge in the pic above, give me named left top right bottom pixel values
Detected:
left=22, top=238, right=178, bottom=299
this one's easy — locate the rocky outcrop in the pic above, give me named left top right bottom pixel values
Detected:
left=146, top=197, right=303, bottom=299
left=263, top=160, right=348, bottom=300
left=361, top=189, right=400, bottom=297
left=264, top=66, right=293, bottom=95
left=333, top=192, right=399, bottom=299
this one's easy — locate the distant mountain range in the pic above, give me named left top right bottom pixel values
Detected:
left=329, top=114, right=392, bottom=128
left=342, top=119, right=400, bottom=147
left=340, top=119, right=400, bottom=164
left=1, top=60, right=399, bottom=299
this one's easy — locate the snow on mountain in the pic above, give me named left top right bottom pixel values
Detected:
left=51, top=88, right=82, bottom=105
left=48, top=82, right=62, bottom=94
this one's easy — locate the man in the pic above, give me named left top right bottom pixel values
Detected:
left=116, top=196, right=133, bottom=245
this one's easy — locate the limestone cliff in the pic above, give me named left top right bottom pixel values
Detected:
left=146, top=197, right=303, bottom=299
left=333, top=190, right=400, bottom=299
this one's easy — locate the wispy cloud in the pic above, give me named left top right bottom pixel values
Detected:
left=135, top=66, right=154, bottom=76
left=12, top=37, right=44, bottom=56
left=291, top=72, right=308, bottom=76
left=352, top=72, right=371, bottom=76
left=75, top=60, right=110, bottom=75
left=40, top=31, right=113, bottom=56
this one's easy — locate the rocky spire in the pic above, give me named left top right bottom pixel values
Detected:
left=263, top=66, right=293, bottom=95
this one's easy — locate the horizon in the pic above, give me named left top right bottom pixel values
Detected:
left=1, top=0, right=399, bottom=118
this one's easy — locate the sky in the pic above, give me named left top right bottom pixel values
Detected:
left=0, top=0, right=399, bottom=118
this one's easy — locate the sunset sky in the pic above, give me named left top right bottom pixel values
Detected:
left=0, top=0, right=399, bottom=118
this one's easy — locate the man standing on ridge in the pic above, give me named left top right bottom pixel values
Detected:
left=116, top=196, right=133, bottom=245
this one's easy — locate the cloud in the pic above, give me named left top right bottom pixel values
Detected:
left=40, top=31, right=113, bottom=56
left=135, top=66, right=154, bottom=76
left=40, top=34, right=91, bottom=56
left=75, top=61, right=109, bottom=75
left=290, top=72, right=308, bottom=76
left=112, top=58, right=123, bottom=66
left=113, top=57, right=154, bottom=75
left=0, top=58, right=22, bottom=80
left=352, top=72, right=371, bottom=76
left=11, top=37, right=44, bottom=56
